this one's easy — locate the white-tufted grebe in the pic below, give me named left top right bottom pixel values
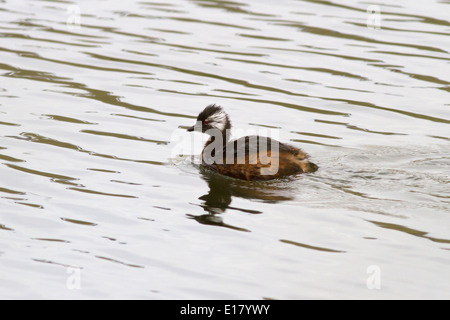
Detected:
left=187, top=104, right=318, bottom=181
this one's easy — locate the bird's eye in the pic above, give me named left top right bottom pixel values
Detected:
left=204, top=120, right=209, bottom=125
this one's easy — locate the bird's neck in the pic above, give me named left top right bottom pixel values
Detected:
left=204, top=129, right=230, bottom=148
left=202, top=127, right=231, bottom=162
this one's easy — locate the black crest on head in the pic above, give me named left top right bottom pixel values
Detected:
left=187, top=104, right=230, bottom=133
left=197, top=104, right=223, bottom=121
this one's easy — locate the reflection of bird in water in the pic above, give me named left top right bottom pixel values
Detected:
left=187, top=166, right=297, bottom=231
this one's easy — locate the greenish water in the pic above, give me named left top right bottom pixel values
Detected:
left=0, top=0, right=449, bottom=299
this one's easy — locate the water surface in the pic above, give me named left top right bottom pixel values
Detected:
left=0, top=0, right=449, bottom=299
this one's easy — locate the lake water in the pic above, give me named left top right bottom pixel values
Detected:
left=0, top=0, right=449, bottom=299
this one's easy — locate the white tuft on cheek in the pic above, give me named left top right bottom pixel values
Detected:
left=207, top=111, right=227, bottom=132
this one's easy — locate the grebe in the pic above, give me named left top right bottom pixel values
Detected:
left=187, top=104, right=318, bottom=181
